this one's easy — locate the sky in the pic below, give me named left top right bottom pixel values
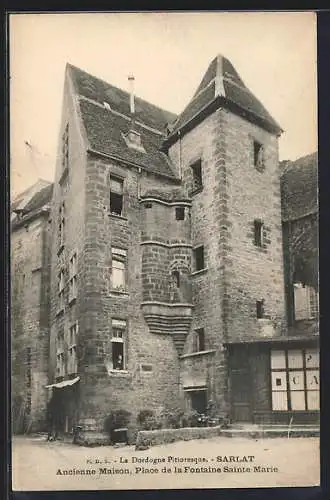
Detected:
left=10, top=12, right=317, bottom=197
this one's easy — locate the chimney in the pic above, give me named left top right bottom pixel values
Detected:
left=123, top=74, right=144, bottom=152
left=128, top=74, right=135, bottom=116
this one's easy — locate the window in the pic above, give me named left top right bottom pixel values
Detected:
left=253, top=140, right=264, bottom=170
left=193, top=245, right=205, bottom=272
left=194, top=328, right=205, bottom=352
left=172, top=270, right=180, bottom=288
left=69, top=252, right=78, bottom=303
left=56, top=329, right=66, bottom=378
left=271, top=348, right=319, bottom=411
left=294, top=284, right=319, bottom=321
left=26, top=347, right=32, bottom=388
left=254, top=219, right=264, bottom=247
left=111, top=319, right=126, bottom=370
left=111, top=247, right=127, bottom=291
left=62, top=124, right=69, bottom=173
left=256, top=299, right=265, bottom=319
left=58, top=202, right=65, bottom=250
left=110, top=176, right=124, bottom=216
left=191, top=159, right=203, bottom=193
left=68, top=321, right=78, bottom=375
left=175, top=207, right=185, bottom=220
left=190, top=390, right=207, bottom=413
left=58, top=269, right=65, bottom=311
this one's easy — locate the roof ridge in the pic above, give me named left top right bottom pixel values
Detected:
left=67, top=63, right=177, bottom=123
left=78, top=95, right=166, bottom=136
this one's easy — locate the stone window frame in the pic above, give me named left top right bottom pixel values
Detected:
left=193, top=327, right=206, bottom=352
left=253, top=219, right=264, bottom=247
left=190, top=158, right=203, bottom=195
left=25, top=347, right=32, bottom=389
left=171, top=270, right=180, bottom=289
left=56, top=328, right=66, bottom=378
left=68, top=251, right=78, bottom=304
left=192, top=245, right=206, bottom=273
left=256, top=299, right=265, bottom=319
left=270, top=348, right=319, bottom=411
left=58, top=201, right=65, bottom=254
left=175, top=206, right=185, bottom=220
left=110, top=318, right=127, bottom=371
left=110, top=175, right=124, bottom=217
left=252, top=137, right=265, bottom=173
left=67, top=320, right=78, bottom=375
left=110, top=247, right=128, bottom=293
left=293, top=283, right=319, bottom=321
left=57, top=267, right=65, bottom=313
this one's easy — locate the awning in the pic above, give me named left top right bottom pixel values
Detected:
left=223, top=334, right=319, bottom=347
left=45, top=376, right=80, bottom=389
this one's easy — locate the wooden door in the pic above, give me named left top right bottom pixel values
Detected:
left=230, top=368, right=252, bottom=422
left=229, top=346, right=252, bottom=422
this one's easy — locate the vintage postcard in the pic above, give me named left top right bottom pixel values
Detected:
left=9, top=11, right=319, bottom=491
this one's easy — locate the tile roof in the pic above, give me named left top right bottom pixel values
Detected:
left=280, top=152, right=318, bottom=222
left=168, top=55, right=282, bottom=136
left=68, top=64, right=178, bottom=179
left=23, top=183, right=53, bottom=213
left=11, top=182, right=53, bottom=227
left=78, top=100, right=176, bottom=178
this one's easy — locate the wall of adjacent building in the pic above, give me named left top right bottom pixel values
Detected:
left=11, top=214, right=50, bottom=433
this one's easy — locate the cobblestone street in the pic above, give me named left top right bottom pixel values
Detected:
left=12, top=435, right=320, bottom=491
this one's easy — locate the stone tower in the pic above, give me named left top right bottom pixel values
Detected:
left=164, top=55, right=286, bottom=419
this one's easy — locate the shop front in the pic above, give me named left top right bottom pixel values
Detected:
left=225, top=336, right=320, bottom=425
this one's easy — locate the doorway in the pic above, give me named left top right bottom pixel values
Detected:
left=228, top=346, right=252, bottom=422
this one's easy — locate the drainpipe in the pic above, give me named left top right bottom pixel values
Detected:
left=178, top=129, right=182, bottom=180
left=137, top=167, right=142, bottom=200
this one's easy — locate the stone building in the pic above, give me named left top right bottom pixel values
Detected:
left=12, top=55, right=319, bottom=435
left=11, top=180, right=53, bottom=433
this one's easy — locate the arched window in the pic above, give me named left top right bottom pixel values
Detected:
left=171, top=270, right=180, bottom=288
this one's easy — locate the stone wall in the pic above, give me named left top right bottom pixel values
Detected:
left=168, top=105, right=285, bottom=415
left=222, top=109, right=286, bottom=341
left=77, top=155, right=186, bottom=431
left=168, top=108, right=229, bottom=414
left=11, top=214, right=50, bottom=433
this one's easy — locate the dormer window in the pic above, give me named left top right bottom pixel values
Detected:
left=122, top=129, right=146, bottom=153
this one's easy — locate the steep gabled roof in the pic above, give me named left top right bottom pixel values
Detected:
left=23, top=183, right=54, bottom=213
left=68, top=64, right=178, bottom=179
left=280, top=152, right=318, bottom=222
left=167, top=54, right=282, bottom=139
left=11, top=180, right=53, bottom=227
left=11, top=179, right=52, bottom=213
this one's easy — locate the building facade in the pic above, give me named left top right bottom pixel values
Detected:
left=11, top=180, right=53, bottom=433
left=11, top=56, right=319, bottom=436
